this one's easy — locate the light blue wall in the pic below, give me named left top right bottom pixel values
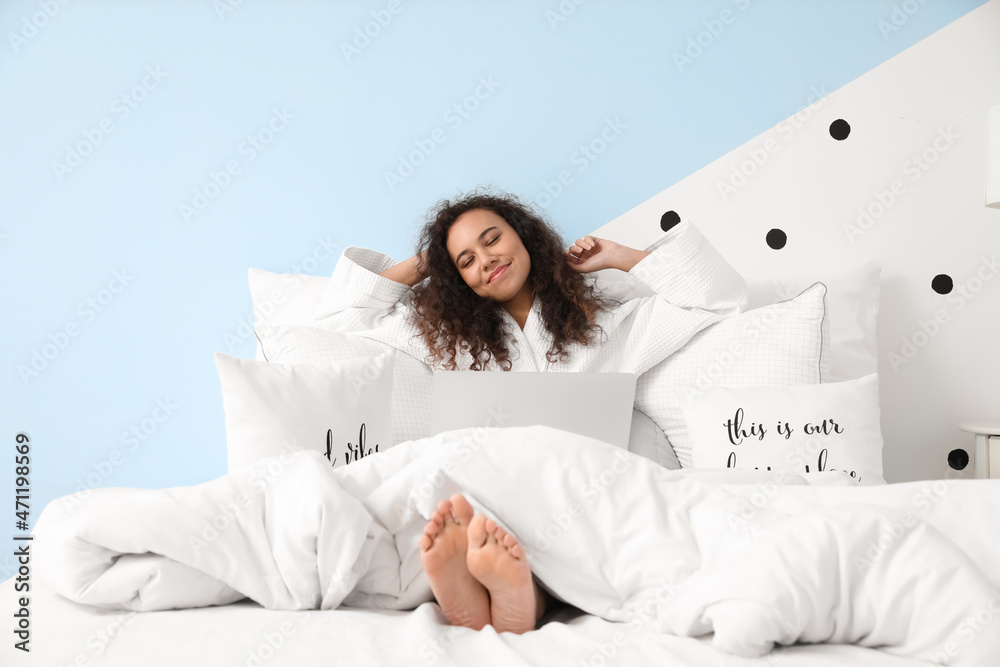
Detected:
left=1, top=0, right=987, bottom=547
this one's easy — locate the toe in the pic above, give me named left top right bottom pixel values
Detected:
left=437, top=500, right=455, bottom=522
left=501, top=533, right=517, bottom=549
left=468, top=514, right=488, bottom=549
left=418, top=534, right=432, bottom=552
left=510, top=543, right=525, bottom=559
left=484, top=518, right=497, bottom=533
left=450, top=494, right=475, bottom=525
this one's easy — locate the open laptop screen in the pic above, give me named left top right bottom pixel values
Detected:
left=430, top=371, right=638, bottom=448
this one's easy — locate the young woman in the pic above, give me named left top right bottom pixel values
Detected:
left=314, top=189, right=748, bottom=634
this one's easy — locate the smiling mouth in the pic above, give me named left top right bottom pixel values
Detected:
left=489, top=264, right=510, bottom=283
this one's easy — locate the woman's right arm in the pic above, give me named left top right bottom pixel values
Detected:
left=313, top=247, right=433, bottom=363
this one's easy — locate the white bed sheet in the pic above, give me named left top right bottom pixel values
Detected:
left=2, top=577, right=922, bottom=667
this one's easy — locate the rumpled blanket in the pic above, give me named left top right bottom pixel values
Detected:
left=33, top=426, right=1000, bottom=665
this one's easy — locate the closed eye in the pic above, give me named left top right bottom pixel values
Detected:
left=463, top=235, right=500, bottom=268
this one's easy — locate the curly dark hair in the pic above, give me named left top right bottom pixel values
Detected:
left=407, top=189, right=619, bottom=371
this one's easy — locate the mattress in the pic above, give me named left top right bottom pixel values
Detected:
left=2, top=577, right=921, bottom=667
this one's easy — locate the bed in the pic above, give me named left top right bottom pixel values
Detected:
left=9, top=426, right=1000, bottom=667
left=6, top=256, right=999, bottom=667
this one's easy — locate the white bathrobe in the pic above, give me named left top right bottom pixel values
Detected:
left=313, top=221, right=748, bottom=374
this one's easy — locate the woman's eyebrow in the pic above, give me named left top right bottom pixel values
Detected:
left=455, top=226, right=498, bottom=264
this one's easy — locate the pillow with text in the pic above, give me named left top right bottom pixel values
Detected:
left=679, top=372, right=884, bottom=485
left=215, top=351, right=394, bottom=472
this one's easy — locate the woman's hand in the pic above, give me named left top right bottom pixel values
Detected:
left=565, top=236, right=626, bottom=273
left=566, top=237, right=651, bottom=273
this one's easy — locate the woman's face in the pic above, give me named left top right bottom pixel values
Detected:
left=446, top=208, right=532, bottom=303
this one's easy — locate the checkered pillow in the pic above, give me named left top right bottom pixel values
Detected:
left=255, top=324, right=432, bottom=446
left=248, top=268, right=330, bottom=361
left=634, top=282, right=829, bottom=468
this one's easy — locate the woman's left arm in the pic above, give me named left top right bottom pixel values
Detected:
left=565, top=222, right=749, bottom=374
left=567, top=221, right=749, bottom=315
left=627, top=221, right=748, bottom=315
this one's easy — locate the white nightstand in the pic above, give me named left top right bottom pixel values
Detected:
left=958, top=421, right=1000, bottom=479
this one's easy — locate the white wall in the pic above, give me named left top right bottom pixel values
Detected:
left=594, top=0, right=1000, bottom=482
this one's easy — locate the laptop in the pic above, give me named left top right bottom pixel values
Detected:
left=430, top=371, right=638, bottom=448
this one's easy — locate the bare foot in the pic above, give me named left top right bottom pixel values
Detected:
left=466, top=515, right=541, bottom=634
left=419, top=494, right=491, bottom=630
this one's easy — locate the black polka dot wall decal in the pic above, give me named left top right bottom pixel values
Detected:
left=932, top=274, right=953, bottom=294
left=660, top=210, right=681, bottom=232
left=947, top=448, right=969, bottom=471
left=830, top=119, right=851, bottom=141
left=766, top=228, right=787, bottom=250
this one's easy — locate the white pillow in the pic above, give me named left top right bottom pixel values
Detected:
left=593, top=260, right=878, bottom=384
left=635, top=282, right=828, bottom=468
left=628, top=408, right=681, bottom=470
left=215, top=352, right=395, bottom=472
left=679, top=373, right=884, bottom=485
left=255, top=325, right=432, bottom=446
left=746, top=260, right=880, bottom=383
left=248, top=268, right=329, bottom=361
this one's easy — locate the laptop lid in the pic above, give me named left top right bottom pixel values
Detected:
left=430, top=371, right=638, bottom=448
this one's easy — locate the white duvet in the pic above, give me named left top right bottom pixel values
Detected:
left=32, top=426, right=1000, bottom=665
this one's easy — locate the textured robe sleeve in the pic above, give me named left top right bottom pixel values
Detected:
left=585, top=220, right=749, bottom=375
left=312, top=247, right=434, bottom=365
